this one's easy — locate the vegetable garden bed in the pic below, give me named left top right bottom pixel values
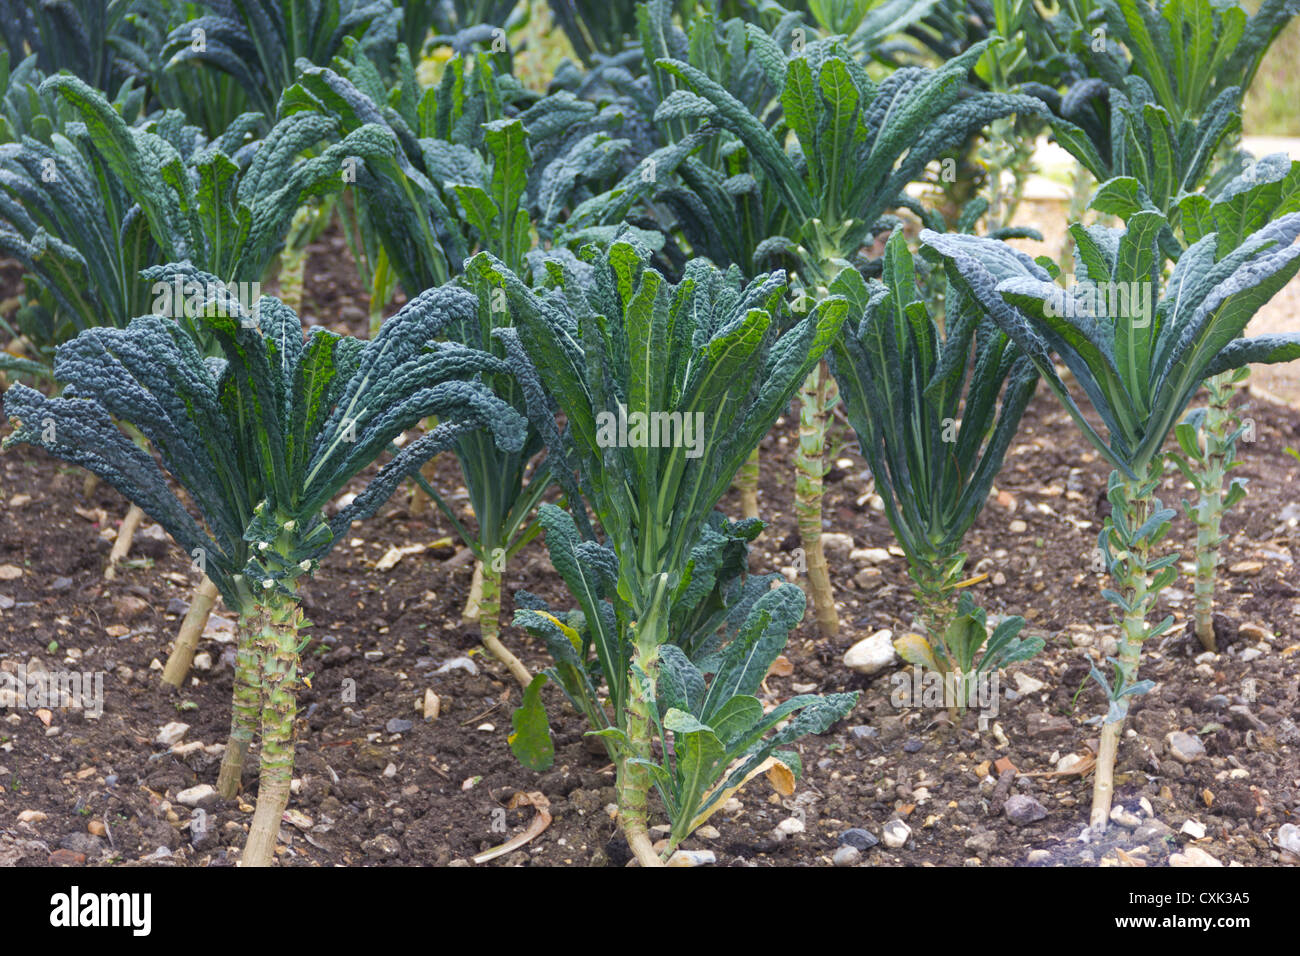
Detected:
left=1, top=226, right=1296, bottom=865
left=0, top=0, right=1299, bottom=873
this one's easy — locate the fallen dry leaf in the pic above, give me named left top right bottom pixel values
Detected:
left=472, top=791, right=552, bottom=864
left=766, top=760, right=795, bottom=797
left=766, top=656, right=794, bottom=678
left=1018, top=753, right=1097, bottom=778
left=375, top=542, right=427, bottom=572
left=689, top=755, right=795, bottom=833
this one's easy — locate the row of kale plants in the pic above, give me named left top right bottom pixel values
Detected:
left=1, top=0, right=1299, bottom=866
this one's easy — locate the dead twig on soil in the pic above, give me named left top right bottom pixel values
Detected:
left=472, top=791, right=551, bottom=864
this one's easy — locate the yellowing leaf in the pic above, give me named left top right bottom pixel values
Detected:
left=538, top=611, right=583, bottom=652
left=766, top=760, right=795, bottom=796
left=689, top=755, right=795, bottom=834
left=893, top=632, right=938, bottom=669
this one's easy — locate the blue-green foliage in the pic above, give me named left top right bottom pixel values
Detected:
left=922, top=209, right=1300, bottom=476
left=829, top=232, right=1038, bottom=595
left=3, top=264, right=526, bottom=611
left=476, top=239, right=856, bottom=841
left=161, top=0, right=401, bottom=118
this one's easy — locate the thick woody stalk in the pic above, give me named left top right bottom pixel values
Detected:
left=618, top=576, right=669, bottom=868
left=162, top=576, right=220, bottom=689
left=735, top=447, right=760, bottom=520
left=216, top=617, right=263, bottom=798
left=462, top=559, right=484, bottom=622
left=912, top=562, right=960, bottom=721
left=103, top=504, right=144, bottom=580
left=241, top=589, right=305, bottom=867
left=1090, top=472, right=1154, bottom=831
left=794, top=360, right=839, bottom=637
left=277, top=203, right=326, bottom=316
left=1191, top=372, right=1236, bottom=651
left=477, top=558, right=531, bottom=688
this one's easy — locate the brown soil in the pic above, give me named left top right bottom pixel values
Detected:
left=1, top=227, right=1298, bottom=868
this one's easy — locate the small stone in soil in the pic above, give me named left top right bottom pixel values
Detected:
left=1027, top=713, right=1072, bottom=737
left=839, top=828, right=879, bottom=851
left=775, top=816, right=805, bottom=836
left=385, top=718, right=413, bottom=734
left=667, top=849, right=716, bottom=867
left=964, top=831, right=997, bottom=855
left=1003, top=794, right=1047, bottom=826
left=59, top=832, right=103, bottom=856
left=852, top=547, right=891, bottom=564
left=362, top=834, right=401, bottom=858
left=1109, top=806, right=1141, bottom=829
left=1055, top=753, right=1088, bottom=774
left=881, top=820, right=911, bottom=849
left=903, top=737, right=923, bottom=753
left=1274, top=824, right=1300, bottom=855
left=1166, top=731, right=1206, bottom=764
left=849, top=725, right=877, bottom=740
left=1012, top=672, right=1045, bottom=694
left=1133, top=819, right=1172, bottom=842
left=1026, top=849, right=1052, bottom=864
left=1170, top=846, right=1222, bottom=867
left=435, top=655, right=478, bottom=675
left=176, top=784, right=218, bottom=808
left=843, top=630, right=897, bottom=675
left=155, top=721, right=190, bottom=746
left=832, top=845, right=861, bottom=867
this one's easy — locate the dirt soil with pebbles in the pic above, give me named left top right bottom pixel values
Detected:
left=1, top=227, right=1299, bottom=868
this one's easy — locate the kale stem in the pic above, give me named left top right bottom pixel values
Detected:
left=1192, top=372, right=1235, bottom=651
left=1091, top=467, right=1155, bottom=831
